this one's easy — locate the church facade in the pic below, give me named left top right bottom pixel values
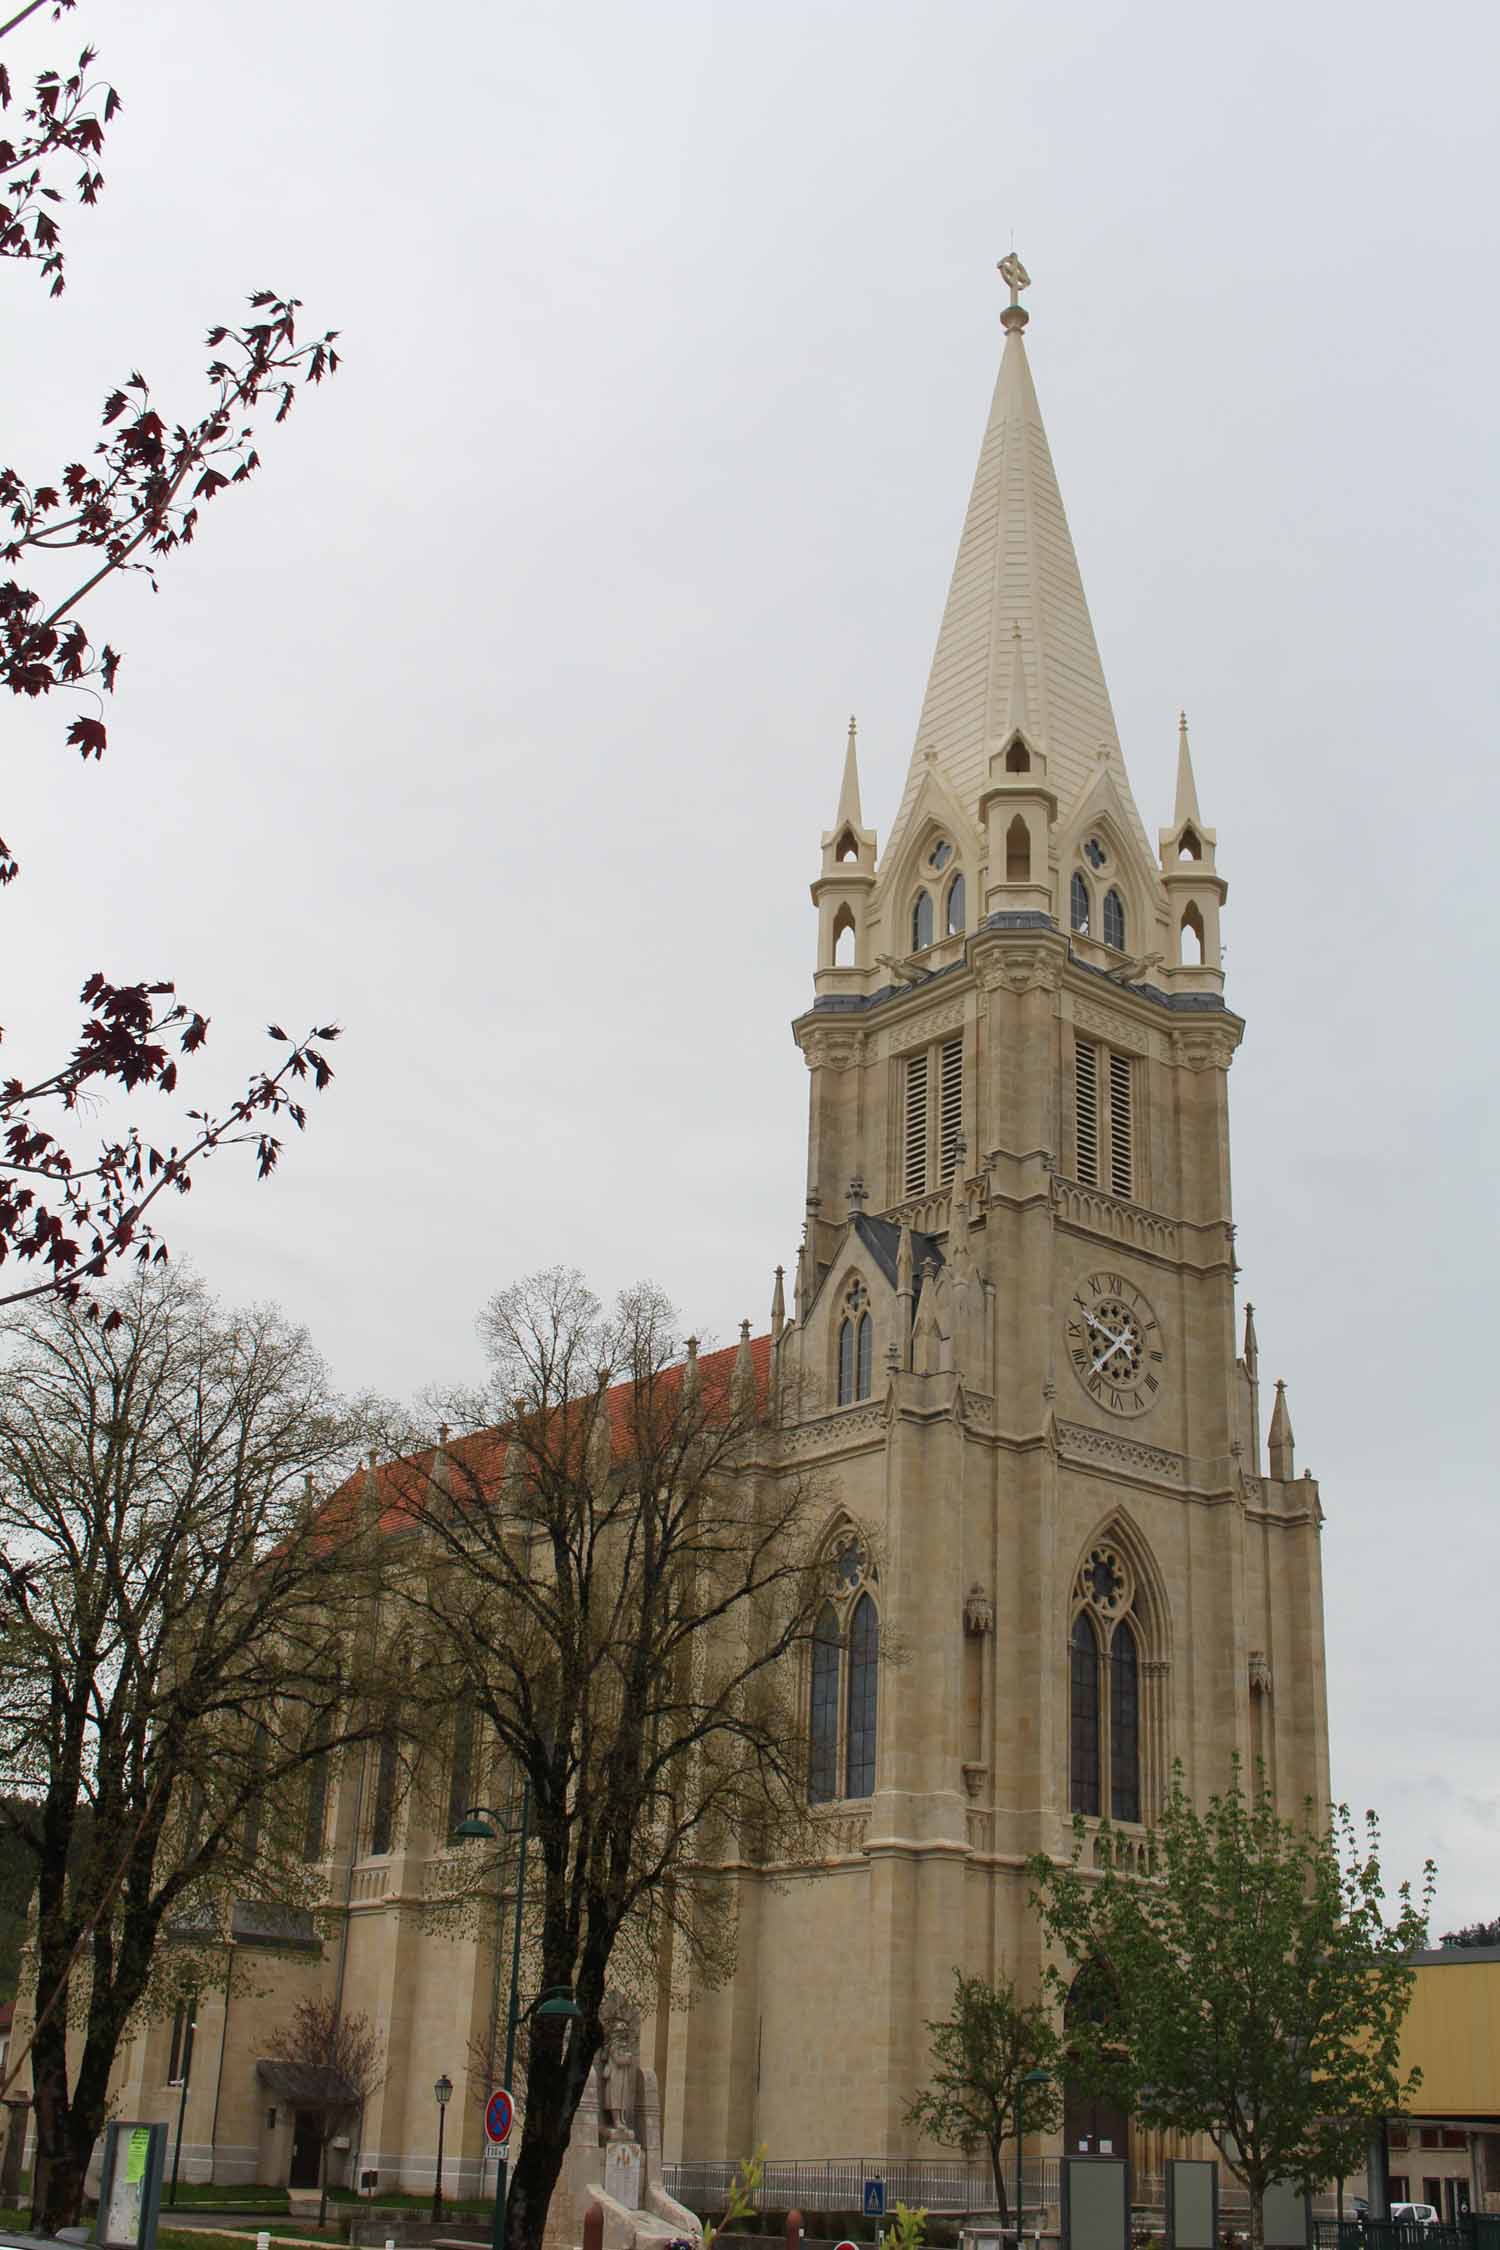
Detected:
left=96, top=265, right=1329, bottom=2197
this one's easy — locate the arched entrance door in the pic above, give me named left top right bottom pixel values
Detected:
left=1063, top=1961, right=1130, bottom=2162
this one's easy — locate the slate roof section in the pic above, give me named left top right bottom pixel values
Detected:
left=884, top=302, right=1152, bottom=867
left=849, top=1213, right=944, bottom=1291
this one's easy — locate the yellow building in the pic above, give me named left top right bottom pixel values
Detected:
left=98, top=262, right=1331, bottom=2199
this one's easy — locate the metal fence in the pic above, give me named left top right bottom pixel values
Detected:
left=664, top=2162, right=1350, bottom=2224
left=663, top=2159, right=1063, bottom=2216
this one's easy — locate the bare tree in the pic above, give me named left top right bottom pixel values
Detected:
left=266, top=1998, right=385, bottom=2227
left=0, top=1267, right=399, bottom=2232
left=389, top=1270, right=832, bottom=2250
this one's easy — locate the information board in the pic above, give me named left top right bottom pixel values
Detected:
left=1262, top=2183, right=1312, bottom=2250
left=96, top=2120, right=166, bottom=2250
left=1166, top=2159, right=1219, bottom=2250
left=1061, top=2155, right=1130, bottom=2250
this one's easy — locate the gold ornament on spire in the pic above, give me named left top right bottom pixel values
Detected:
left=998, top=250, right=1031, bottom=304
left=997, top=250, right=1031, bottom=334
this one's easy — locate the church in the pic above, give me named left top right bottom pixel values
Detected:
left=103, top=260, right=1330, bottom=2200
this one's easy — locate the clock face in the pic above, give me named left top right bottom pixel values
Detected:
left=1066, top=1270, right=1164, bottom=1417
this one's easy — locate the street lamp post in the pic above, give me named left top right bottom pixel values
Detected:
left=168, top=2006, right=197, bottom=2208
left=1016, top=2068, right=1051, bottom=2249
left=432, top=2074, right=453, bottom=2223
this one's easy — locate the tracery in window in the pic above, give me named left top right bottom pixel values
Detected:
left=837, top=1280, right=870, bottom=1406
left=1103, top=887, right=1126, bottom=951
left=946, top=873, right=966, bottom=935
left=1084, top=836, right=1107, bottom=870
left=911, top=889, right=934, bottom=951
left=1071, top=871, right=1091, bottom=935
left=845, top=1592, right=879, bottom=1798
left=928, top=838, right=954, bottom=872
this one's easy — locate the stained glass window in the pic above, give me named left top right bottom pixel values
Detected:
left=809, top=1605, right=840, bottom=1804
left=837, top=1318, right=855, bottom=1406
left=1070, top=1611, right=1100, bottom=1816
left=845, top=1593, right=879, bottom=1799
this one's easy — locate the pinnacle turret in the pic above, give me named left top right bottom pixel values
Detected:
left=1174, top=711, right=1202, bottom=829
left=1268, top=1379, right=1295, bottom=1480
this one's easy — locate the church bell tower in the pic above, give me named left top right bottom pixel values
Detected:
left=667, top=259, right=1331, bottom=2176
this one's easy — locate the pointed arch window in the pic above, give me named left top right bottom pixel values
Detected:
left=837, top=1317, right=855, bottom=1405
left=1070, top=1611, right=1101, bottom=1817
left=945, top=873, right=966, bottom=936
left=1071, top=872, right=1091, bottom=935
left=1103, top=888, right=1126, bottom=951
left=1070, top=1545, right=1151, bottom=1824
left=845, top=1592, right=879, bottom=1798
left=808, top=1605, right=840, bottom=1805
left=1110, top=1618, right=1140, bottom=1823
left=911, top=889, right=934, bottom=952
left=856, top=1312, right=873, bottom=1399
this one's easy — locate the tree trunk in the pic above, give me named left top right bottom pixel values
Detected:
left=318, top=2132, right=331, bottom=2230
left=988, top=2136, right=1010, bottom=2227
left=1249, top=2179, right=1265, bottom=2250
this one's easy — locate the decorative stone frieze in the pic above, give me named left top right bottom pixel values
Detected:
left=1170, top=1023, right=1240, bottom=1073
left=976, top=945, right=1063, bottom=995
left=1054, top=1418, right=1184, bottom=1485
left=801, top=1027, right=866, bottom=1072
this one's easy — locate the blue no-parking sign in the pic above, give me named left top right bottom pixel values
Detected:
left=485, top=2087, right=515, bottom=2145
left=863, top=2182, right=885, bottom=2219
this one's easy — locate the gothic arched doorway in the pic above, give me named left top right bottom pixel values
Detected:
left=1063, top=1961, right=1130, bottom=2161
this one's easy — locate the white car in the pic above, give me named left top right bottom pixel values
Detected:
left=1389, top=2207, right=1440, bottom=2231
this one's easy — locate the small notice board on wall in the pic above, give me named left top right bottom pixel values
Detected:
left=95, top=2120, right=167, bottom=2250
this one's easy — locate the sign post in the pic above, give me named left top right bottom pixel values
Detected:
left=486, top=2088, right=515, bottom=2250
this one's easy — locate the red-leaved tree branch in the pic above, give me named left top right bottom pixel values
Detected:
left=1, top=0, right=114, bottom=297
left=1, top=2, right=345, bottom=1322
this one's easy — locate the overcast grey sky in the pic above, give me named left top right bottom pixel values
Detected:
left=7, top=0, right=1498, bottom=1925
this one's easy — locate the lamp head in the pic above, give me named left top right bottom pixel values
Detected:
left=533, top=1986, right=583, bottom=2021
left=453, top=1812, right=498, bottom=1841
left=435, top=2074, right=453, bottom=2106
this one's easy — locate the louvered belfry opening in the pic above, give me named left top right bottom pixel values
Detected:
left=938, top=1036, right=963, bottom=1183
left=903, top=1050, right=929, bottom=1196
left=1108, top=1051, right=1133, bottom=1197
left=1074, top=1038, right=1100, bottom=1187
left=1075, top=1037, right=1135, bottom=1200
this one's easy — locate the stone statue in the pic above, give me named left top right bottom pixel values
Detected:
left=599, top=1999, right=640, bottom=2143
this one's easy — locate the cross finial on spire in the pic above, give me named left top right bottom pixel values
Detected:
left=998, top=250, right=1031, bottom=333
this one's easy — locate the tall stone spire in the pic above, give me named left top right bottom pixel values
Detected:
left=1174, top=710, right=1202, bottom=828
left=884, top=258, right=1149, bottom=864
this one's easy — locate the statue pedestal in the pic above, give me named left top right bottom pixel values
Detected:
left=603, top=2142, right=643, bottom=2211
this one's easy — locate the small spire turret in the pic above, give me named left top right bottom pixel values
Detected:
left=1158, top=710, right=1227, bottom=995
left=1174, top=710, right=1202, bottom=828
left=812, top=714, right=877, bottom=996
left=1268, top=1378, right=1295, bottom=1480
left=770, top=1265, right=786, bottom=1342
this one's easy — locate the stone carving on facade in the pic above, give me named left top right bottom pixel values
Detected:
left=545, top=1990, right=702, bottom=2250
left=1072, top=996, right=1152, bottom=1054
left=776, top=1401, right=887, bottom=1454
left=882, top=995, right=967, bottom=1053
left=1170, top=1024, right=1240, bottom=1073
left=801, top=1027, right=865, bottom=1073
left=977, top=944, right=1063, bottom=995
left=599, top=1996, right=640, bottom=2143
left=963, top=1583, right=995, bottom=1637
left=1052, top=1177, right=1179, bottom=1258
left=1055, top=1418, right=1185, bottom=1484
left=1248, top=1650, right=1273, bottom=1698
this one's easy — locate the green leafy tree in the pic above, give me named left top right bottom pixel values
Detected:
left=905, top=1969, right=1063, bottom=2222
left=1028, top=1767, right=1433, bottom=2250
